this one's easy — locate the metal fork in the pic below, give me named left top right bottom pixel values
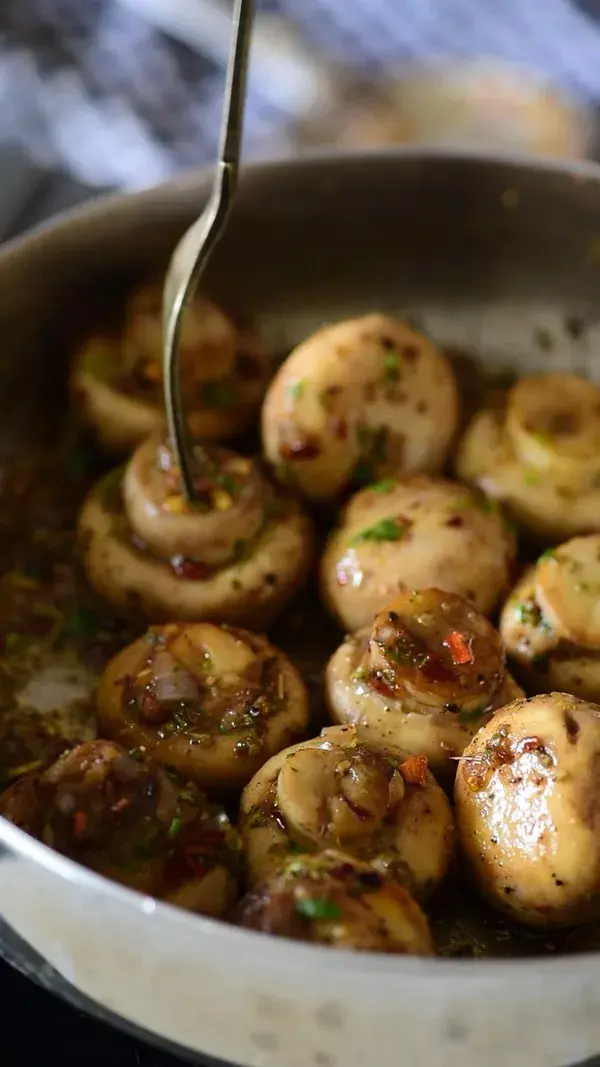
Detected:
left=162, top=0, right=255, bottom=502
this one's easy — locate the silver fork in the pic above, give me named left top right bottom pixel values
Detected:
left=162, top=0, right=256, bottom=502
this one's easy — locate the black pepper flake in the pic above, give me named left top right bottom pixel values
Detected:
left=264, top=573, right=277, bottom=587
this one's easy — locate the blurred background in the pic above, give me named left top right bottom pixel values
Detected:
left=1, top=0, right=600, bottom=196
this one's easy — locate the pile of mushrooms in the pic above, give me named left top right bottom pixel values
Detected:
left=72, top=284, right=269, bottom=454
left=78, top=433, right=313, bottom=626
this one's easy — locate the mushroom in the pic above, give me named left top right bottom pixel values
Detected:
left=237, top=849, right=435, bottom=955
left=326, top=588, right=523, bottom=781
left=71, top=283, right=269, bottom=454
left=0, top=739, right=239, bottom=915
left=456, top=372, right=600, bottom=541
left=78, top=434, right=314, bottom=627
left=455, top=692, right=600, bottom=928
left=240, top=724, right=454, bottom=900
left=320, top=476, right=515, bottom=633
left=97, top=622, right=309, bottom=790
left=262, top=314, right=459, bottom=503
left=500, top=535, right=600, bottom=703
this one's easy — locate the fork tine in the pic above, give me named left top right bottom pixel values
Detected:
left=162, top=0, right=256, bottom=503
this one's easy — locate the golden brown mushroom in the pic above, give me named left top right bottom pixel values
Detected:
left=320, top=476, right=515, bottom=633
left=456, top=372, right=600, bottom=541
left=237, top=849, right=434, bottom=955
left=240, top=724, right=454, bottom=900
left=455, top=692, right=600, bottom=928
left=500, top=535, right=600, bottom=703
left=262, top=314, right=459, bottom=502
left=326, top=588, right=523, bottom=780
left=0, top=739, right=239, bottom=915
left=78, top=435, right=313, bottom=627
left=97, top=623, right=309, bottom=790
left=71, top=283, right=269, bottom=454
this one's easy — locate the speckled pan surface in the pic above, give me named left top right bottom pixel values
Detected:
left=2, top=149, right=600, bottom=1067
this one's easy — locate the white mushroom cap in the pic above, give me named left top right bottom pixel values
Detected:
left=240, top=723, right=455, bottom=900
left=457, top=372, right=600, bottom=540
left=455, top=692, right=600, bottom=928
left=262, top=314, right=459, bottom=502
left=320, top=476, right=515, bottom=632
left=327, top=588, right=523, bottom=779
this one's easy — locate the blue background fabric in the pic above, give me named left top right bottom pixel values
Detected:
left=0, top=0, right=600, bottom=186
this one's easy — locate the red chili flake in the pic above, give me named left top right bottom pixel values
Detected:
left=139, top=690, right=168, bottom=724
left=420, top=656, right=456, bottom=684
left=72, top=811, right=88, bottom=837
left=171, top=556, right=212, bottom=581
left=369, top=672, right=396, bottom=699
left=279, top=439, right=322, bottom=461
left=398, top=755, right=428, bottom=786
left=329, top=416, right=348, bottom=440
left=235, top=353, right=262, bottom=380
left=444, top=631, right=473, bottom=666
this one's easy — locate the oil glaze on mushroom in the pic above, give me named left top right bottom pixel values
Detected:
left=78, top=434, right=314, bottom=627
left=240, top=724, right=454, bottom=900
left=97, top=623, right=309, bottom=789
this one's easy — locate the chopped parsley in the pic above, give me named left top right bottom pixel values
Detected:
left=288, top=378, right=307, bottom=401
left=368, top=478, right=395, bottom=494
left=215, top=472, right=237, bottom=495
left=295, top=896, right=343, bottom=921
left=383, top=348, right=401, bottom=383
left=537, top=547, right=556, bottom=564
left=168, top=817, right=182, bottom=838
left=351, top=518, right=408, bottom=545
left=458, top=705, right=487, bottom=725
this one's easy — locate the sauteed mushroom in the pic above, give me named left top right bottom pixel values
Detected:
left=97, top=623, right=309, bottom=789
left=237, top=849, right=434, bottom=955
left=320, top=476, right=515, bottom=633
left=72, top=283, right=268, bottom=454
left=500, top=535, right=600, bottom=702
left=78, top=434, right=313, bottom=627
left=262, top=314, right=459, bottom=502
left=240, top=724, right=454, bottom=900
left=0, top=739, right=238, bottom=915
left=456, top=372, right=600, bottom=541
left=455, top=692, right=600, bottom=928
left=326, top=588, right=523, bottom=780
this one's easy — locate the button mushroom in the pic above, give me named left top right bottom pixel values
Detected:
left=262, top=314, right=459, bottom=503
left=237, top=849, right=435, bottom=955
left=455, top=692, right=600, bottom=928
left=240, top=724, right=454, bottom=900
left=500, top=535, right=600, bottom=703
left=0, top=739, right=239, bottom=915
left=456, top=372, right=600, bottom=541
left=78, top=435, right=314, bottom=627
left=97, top=623, right=309, bottom=790
left=71, top=283, right=269, bottom=454
left=326, top=588, right=523, bottom=781
left=320, top=476, right=515, bottom=633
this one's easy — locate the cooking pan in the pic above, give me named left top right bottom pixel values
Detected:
left=1, top=149, right=600, bottom=1067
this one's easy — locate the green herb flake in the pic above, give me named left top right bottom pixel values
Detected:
left=200, top=380, right=238, bottom=409
left=295, top=896, right=343, bottom=921
left=368, top=478, right=395, bottom=494
left=66, top=607, right=99, bottom=639
left=538, top=548, right=556, bottom=564
left=351, top=459, right=374, bottom=486
left=168, top=817, right=182, bottom=838
left=383, top=348, right=402, bottom=383
left=288, top=378, right=307, bottom=401
left=523, top=470, right=540, bottom=487
left=458, top=705, right=487, bottom=725
left=351, top=518, right=408, bottom=545
left=216, top=472, right=237, bottom=495
left=287, top=840, right=309, bottom=854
